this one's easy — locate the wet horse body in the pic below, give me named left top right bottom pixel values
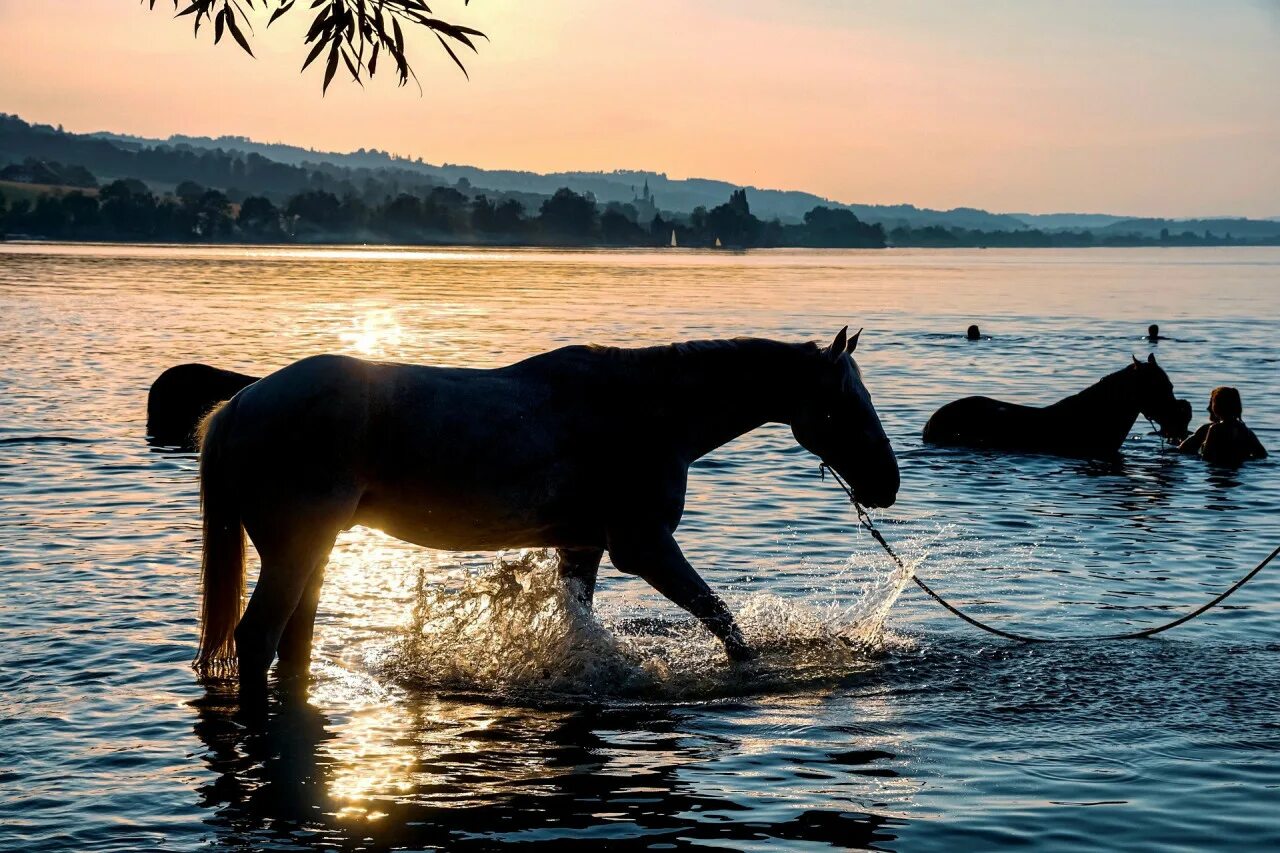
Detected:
left=922, top=355, right=1186, bottom=458
left=198, top=332, right=899, bottom=688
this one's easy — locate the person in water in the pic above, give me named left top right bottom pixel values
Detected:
left=1179, top=386, right=1268, bottom=464
left=1147, top=323, right=1164, bottom=342
left=966, top=324, right=982, bottom=341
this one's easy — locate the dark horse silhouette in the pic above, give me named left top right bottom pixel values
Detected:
left=922, top=354, right=1188, bottom=457
left=193, top=329, right=900, bottom=689
left=147, top=363, right=257, bottom=449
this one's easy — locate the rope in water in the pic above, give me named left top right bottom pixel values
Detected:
left=819, top=464, right=1280, bottom=643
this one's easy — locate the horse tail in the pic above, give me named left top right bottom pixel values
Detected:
left=194, top=398, right=244, bottom=678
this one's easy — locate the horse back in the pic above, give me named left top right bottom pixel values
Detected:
left=923, top=395, right=1048, bottom=450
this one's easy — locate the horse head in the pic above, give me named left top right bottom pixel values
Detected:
left=1130, top=353, right=1188, bottom=440
left=790, top=327, right=900, bottom=508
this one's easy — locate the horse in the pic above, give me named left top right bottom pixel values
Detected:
left=194, top=327, right=900, bottom=689
left=147, top=363, right=258, bottom=449
left=922, top=353, right=1188, bottom=458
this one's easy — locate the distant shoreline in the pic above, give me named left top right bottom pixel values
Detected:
left=5, top=237, right=1279, bottom=252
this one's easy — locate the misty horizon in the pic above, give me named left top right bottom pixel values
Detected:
left=13, top=111, right=1274, bottom=225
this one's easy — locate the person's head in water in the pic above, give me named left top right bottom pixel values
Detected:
left=966, top=324, right=981, bottom=341
left=1209, top=386, right=1243, bottom=422
left=1147, top=323, right=1160, bottom=341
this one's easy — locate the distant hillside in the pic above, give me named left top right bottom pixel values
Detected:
left=1097, top=217, right=1280, bottom=240
left=6, top=113, right=1276, bottom=239
left=86, top=127, right=1029, bottom=229
left=1011, top=212, right=1128, bottom=230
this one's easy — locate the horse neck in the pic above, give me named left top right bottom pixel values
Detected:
left=642, top=340, right=814, bottom=463
left=1046, top=367, right=1141, bottom=441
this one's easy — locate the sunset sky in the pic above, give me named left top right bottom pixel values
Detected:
left=0, top=0, right=1277, bottom=217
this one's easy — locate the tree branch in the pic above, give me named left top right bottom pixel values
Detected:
left=147, top=0, right=485, bottom=93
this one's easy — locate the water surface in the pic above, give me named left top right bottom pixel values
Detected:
left=2, top=245, right=1278, bottom=850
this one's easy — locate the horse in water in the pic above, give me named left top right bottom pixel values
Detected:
left=195, top=328, right=900, bottom=689
left=922, top=354, right=1188, bottom=457
left=148, top=364, right=257, bottom=449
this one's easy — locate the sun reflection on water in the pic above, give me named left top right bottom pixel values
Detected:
left=337, top=308, right=406, bottom=357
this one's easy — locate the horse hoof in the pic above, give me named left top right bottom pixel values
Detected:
left=726, top=642, right=759, bottom=663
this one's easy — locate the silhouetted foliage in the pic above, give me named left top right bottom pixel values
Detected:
left=3, top=129, right=1275, bottom=249
left=539, top=188, right=598, bottom=241
left=236, top=195, right=282, bottom=238
left=0, top=157, right=97, bottom=187
left=797, top=206, right=885, bottom=248
left=706, top=189, right=761, bottom=247
left=147, top=1, right=486, bottom=93
left=601, top=207, right=646, bottom=245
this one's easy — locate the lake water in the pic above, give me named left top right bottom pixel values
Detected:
left=1, top=244, right=1277, bottom=851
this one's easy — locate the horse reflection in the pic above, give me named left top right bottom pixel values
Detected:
left=189, top=690, right=902, bottom=849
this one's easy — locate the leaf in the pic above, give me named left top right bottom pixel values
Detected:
left=368, top=42, right=379, bottom=75
left=226, top=10, right=254, bottom=56
left=301, top=36, right=327, bottom=70
left=436, top=33, right=468, bottom=79
left=322, top=42, right=340, bottom=93
left=268, top=1, right=295, bottom=27
left=214, top=7, right=226, bottom=44
left=305, top=8, right=331, bottom=43
left=342, top=49, right=363, bottom=86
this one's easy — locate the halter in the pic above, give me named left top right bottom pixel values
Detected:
left=818, top=463, right=1279, bottom=643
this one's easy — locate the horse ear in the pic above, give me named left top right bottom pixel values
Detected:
left=846, top=327, right=863, bottom=353
left=1148, top=353, right=1157, bottom=365
left=1132, top=354, right=1141, bottom=366
left=827, top=326, right=848, bottom=362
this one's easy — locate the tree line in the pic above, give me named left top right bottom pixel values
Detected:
left=0, top=179, right=889, bottom=248
left=886, top=223, right=1276, bottom=248
left=6, top=176, right=1269, bottom=248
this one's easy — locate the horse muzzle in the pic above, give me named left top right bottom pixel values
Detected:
left=833, top=454, right=899, bottom=509
left=855, top=483, right=899, bottom=509
left=1152, top=398, right=1193, bottom=442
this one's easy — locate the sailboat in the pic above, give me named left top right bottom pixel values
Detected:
left=670, top=229, right=678, bottom=248
left=714, top=237, right=722, bottom=248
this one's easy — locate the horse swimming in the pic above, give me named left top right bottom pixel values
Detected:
left=194, top=328, right=900, bottom=689
left=923, top=353, right=1188, bottom=457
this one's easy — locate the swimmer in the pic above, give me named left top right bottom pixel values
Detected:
left=1179, top=386, right=1267, bottom=465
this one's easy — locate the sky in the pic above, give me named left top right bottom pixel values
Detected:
left=0, top=0, right=1277, bottom=217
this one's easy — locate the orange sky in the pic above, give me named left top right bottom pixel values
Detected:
left=0, top=0, right=1277, bottom=217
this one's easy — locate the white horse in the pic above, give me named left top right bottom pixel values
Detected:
left=195, top=328, right=899, bottom=689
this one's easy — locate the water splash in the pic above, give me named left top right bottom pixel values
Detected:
left=379, top=540, right=923, bottom=702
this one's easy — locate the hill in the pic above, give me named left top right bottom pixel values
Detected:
left=4, top=112, right=1279, bottom=247
left=86, top=125, right=1029, bottom=230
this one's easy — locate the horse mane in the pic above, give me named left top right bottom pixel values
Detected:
left=1051, top=361, right=1142, bottom=409
left=585, top=336, right=823, bottom=366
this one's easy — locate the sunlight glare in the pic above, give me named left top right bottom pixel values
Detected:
left=339, top=309, right=406, bottom=357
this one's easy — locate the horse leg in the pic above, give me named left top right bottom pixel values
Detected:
left=237, top=504, right=349, bottom=692
left=276, top=561, right=328, bottom=679
left=607, top=527, right=754, bottom=661
left=556, top=547, right=603, bottom=607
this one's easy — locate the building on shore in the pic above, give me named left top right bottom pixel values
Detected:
left=631, top=178, right=658, bottom=225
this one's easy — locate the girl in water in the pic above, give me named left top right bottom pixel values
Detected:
left=1179, top=386, right=1268, bottom=465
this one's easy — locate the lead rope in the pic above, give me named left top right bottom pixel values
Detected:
left=819, top=463, right=1280, bottom=643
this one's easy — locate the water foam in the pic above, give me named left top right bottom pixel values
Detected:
left=379, top=539, right=925, bottom=702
